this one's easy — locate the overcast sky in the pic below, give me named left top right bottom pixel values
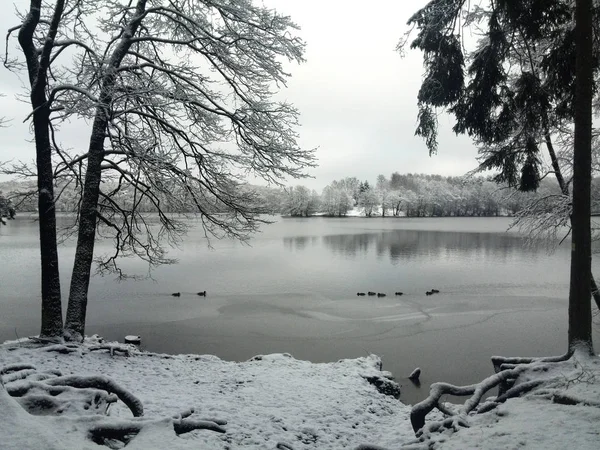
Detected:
left=0, top=0, right=480, bottom=191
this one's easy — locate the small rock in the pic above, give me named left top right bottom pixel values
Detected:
left=409, top=367, right=421, bottom=381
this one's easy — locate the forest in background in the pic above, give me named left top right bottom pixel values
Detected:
left=4, top=171, right=600, bottom=219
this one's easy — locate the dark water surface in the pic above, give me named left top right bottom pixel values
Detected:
left=1, top=215, right=599, bottom=405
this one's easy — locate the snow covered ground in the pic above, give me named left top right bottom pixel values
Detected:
left=1, top=336, right=600, bottom=449
left=0, top=337, right=413, bottom=449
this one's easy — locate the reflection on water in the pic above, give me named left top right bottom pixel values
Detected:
left=320, top=229, right=537, bottom=263
left=283, top=221, right=547, bottom=264
left=283, top=235, right=320, bottom=251
left=275, top=217, right=571, bottom=299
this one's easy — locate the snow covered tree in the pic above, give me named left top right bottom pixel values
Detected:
left=321, top=184, right=352, bottom=216
left=376, top=174, right=391, bottom=216
left=336, top=176, right=361, bottom=205
left=282, top=185, right=320, bottom=216
left=387, top=190, right=403, bottom=216
left=7, top=0, right=314, bottom=340
left=7, top=0, right=66, bottom=337
left=358, top=185, right=378, bottom=217
left=403, top=0, right=598, bottom=352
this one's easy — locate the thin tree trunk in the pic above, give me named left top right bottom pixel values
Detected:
left=544, top=112, right=600, bottom=311
left=541, top=26, right=599, bottom=336
left=591, top=276, right=600, bottom=310
left=544, top=132, right=569, bottom=196
left=18, top=0, right=66, bottom=337
left=568, top=0, right=594, bottom=352
left=64, top=0, right=148, bottom=340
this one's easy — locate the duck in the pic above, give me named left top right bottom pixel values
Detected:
left=431, top=289, right=440, bottom=294
left=197, top=291, right=207, bottom=296
left=395, top=292, right=404, bottom=296
left=425, top=291, right=433, bottom=296
left=171, top=292, right=181, bottom=297
left=357, top=292, right=366, bottom=296
left=377, top=293, right=386, bottom=297
left=367, top=291, right=376, bottom=296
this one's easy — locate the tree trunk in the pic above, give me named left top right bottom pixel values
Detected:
left=33, top=105, right=64, bottom=337
left=18, top=0, right=66, bottom=337
left=64, top=0, right=148, bottom=340
left=568, top=0, right=594, bottom=353
left=544, top=132, right=569, bottom=196
left=63, top=119, right=106, bottom=340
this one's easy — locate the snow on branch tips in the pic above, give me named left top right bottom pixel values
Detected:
left=6, top=0, right=317, bottom=339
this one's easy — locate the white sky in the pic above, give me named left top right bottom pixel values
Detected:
left=0, top=0, right=480, bottom=191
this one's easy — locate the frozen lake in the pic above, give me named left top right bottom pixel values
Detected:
left=1, top=215, right=599, bottom=404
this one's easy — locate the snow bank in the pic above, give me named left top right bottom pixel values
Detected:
left=3, top=337, right=600, bottom=449
left=0, top=337, right=413, bottom=449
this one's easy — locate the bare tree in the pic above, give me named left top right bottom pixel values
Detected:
left=7, top=0, right=314, bottom=340
left=5, top=0, right=67, bottom=337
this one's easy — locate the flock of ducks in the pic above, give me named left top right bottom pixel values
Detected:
left=171, top=289, right=440, bottom=298
left=356, top=292, right=389, bottom=297
left=357, top=289, right=440, bottom=297
left=171, top=291, right=206, bottom=297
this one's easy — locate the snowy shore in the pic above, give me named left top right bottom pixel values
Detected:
left=2, top=336, right=600, bottom=449
left=0, top=337, right=414, bottom=449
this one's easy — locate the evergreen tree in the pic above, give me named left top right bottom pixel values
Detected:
left=404, top=0, right=598, bottom=352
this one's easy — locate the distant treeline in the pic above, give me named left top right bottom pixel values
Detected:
left=3, top=172, right=600, bottom=218
left=0, top=180, right=266, bottom=215
left=278, top=173, right=568, bottom=218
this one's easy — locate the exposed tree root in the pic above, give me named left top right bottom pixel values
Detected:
left=491, top=353, right=571, bottom=372
left=491, top=353, right=571, bottom=396
left=88, top=343, right=132, bottom=357
left=29, top=336, right=64, bottom=345
left=1, top=361, right=227, bottom=448
left=477, top=380, right=544, bottom=413
left=410, top=366, right=525, bottom=433
left=410, top=352, right=574, bottom=441
left=44, top=375, right=144, bottom=416
left=354, top=444, right=393, bottom=450
left=0, top=363, right=37, bottom=375
left=2, top=368, right=38, bottom=383
left=88, top=417, right=226, bottom=448
left=44, top=344, right=81, bottom=354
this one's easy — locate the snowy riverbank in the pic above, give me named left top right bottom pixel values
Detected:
left=1, top=336, right=600, bottom=449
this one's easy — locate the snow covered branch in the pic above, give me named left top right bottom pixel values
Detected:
left=410, top=352, right=573, bottom=440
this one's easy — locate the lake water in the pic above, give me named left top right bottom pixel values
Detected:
left=1, top=215, right=599, bottom=405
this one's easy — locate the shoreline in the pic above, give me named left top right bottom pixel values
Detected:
left=3, top=293, right=592, bottom=407
left=1, top=336, right=415, bottom=449
left=3, top=335, right=600, bottom=449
